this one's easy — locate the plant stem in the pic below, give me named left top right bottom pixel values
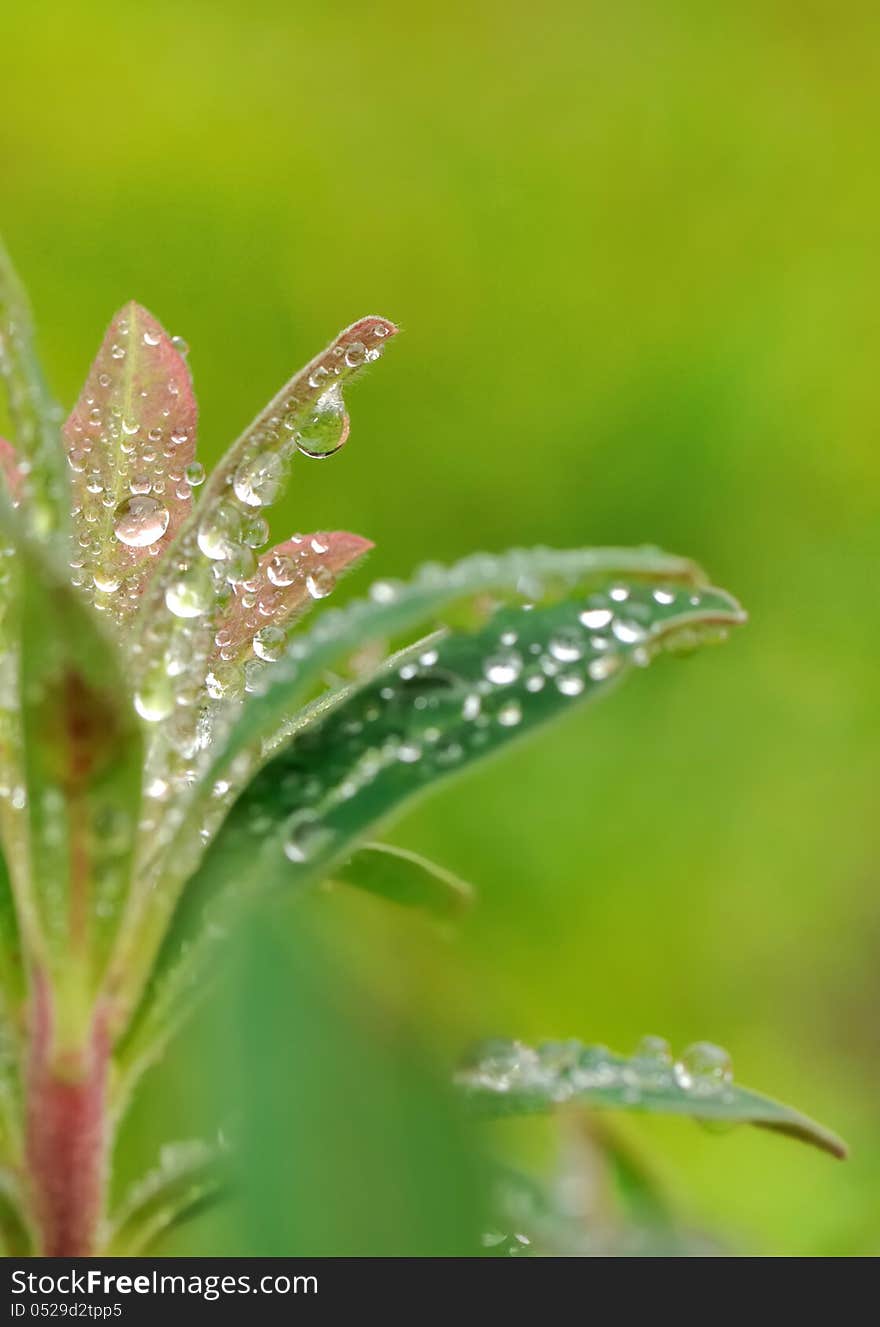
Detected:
left=24, top=974, right=109, bottom=1256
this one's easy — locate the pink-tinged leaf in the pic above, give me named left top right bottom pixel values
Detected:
left=63, top=303, right=197, bottom=623
left=205, top=531, right=373, bottom=699
left=0, top=438, right=24, bottom=503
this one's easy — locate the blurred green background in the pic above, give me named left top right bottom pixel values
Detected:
left=4, top=0, right=879, bottom=1255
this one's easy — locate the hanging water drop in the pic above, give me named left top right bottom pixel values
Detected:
left=296, top=383, right=349, bottom=458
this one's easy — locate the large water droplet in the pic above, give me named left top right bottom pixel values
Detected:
left=113, top=495, right=170, bottom=548
left=484, top=650, right=522, bottom=686
left=549, top=628, right=584, bottom=662
left=673, top=1041, right=732, bottom=1093
left=267, top=553, right=299, bottom=587
left=197, top=502, right=243, bottom=559
left=253, top=625, right=286, bottom=662
left=306, top=565, right=336, bottom=599
left=233, top=452, right=284, bottom=507
left=296, top=384, right=349, bottom=458
left=165, top=570, right=212, bottom=618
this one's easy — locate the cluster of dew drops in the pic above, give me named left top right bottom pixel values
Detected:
left=271, top=580, right=709, bottom=868
left=65, top=319, right=389, bottom=731
left=457, top=1035, right=735, bottom=1107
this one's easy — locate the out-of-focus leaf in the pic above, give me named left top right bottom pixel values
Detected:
left=0, top=1168, right=30, bottom=1256
left=0, top=505, right=142, bottom=1044
left=63, top=302, right=197, bottom=625
left=0, top=440, right=23, bottom=504
left=456, top=1038, right=846, bottom=1160
left=330, top=842, right=473, bottom=919
left=225, top=909, right=485, bottom=1254
left=104, top=1139, right=228, bottom=1256
left=0, top=844, right=23, bottom=1017
left=0, top=240, right=67, bottom=536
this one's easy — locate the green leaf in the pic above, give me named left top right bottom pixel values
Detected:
left=0, top=240, right=67, bottom=537
left=0, top=503, right=143, bottom=1042
left=62, top=302, right=198, bottom=626
left=114, top=568, right=741, bottom=1042
left=133, top=545, right=711, bottom=950
left=204, top=544, right=709, bottom=782
left=104, top=1139, right=228, bottom=1256
left=330, top=842, right=474, bottom=918
left=192, top=580, right=742, bottom=901
left=456, top=1038, right=846, bottom=1160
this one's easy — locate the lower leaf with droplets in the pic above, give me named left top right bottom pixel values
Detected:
left=457, top=1037, right=846, bottom=1160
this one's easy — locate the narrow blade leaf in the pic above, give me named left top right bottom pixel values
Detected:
left=456, top=1037, right=846, bottom=1160
left=202, top=545, right=709, bottom=786
left=194, top=580, right=743, bottom=900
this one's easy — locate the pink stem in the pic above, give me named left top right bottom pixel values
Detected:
left=24, top=977, right=109, bottom=1256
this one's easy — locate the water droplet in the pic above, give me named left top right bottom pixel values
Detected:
left=369, top=580, right=400, bottom=604
left=253, top=625, right=286, bottom=662
left=283, top=810, right=332, bottom=864
left=143, top=330, right=161, bottom=347
left=549, top=628, right=584, bottom=662
left=556, top=673, right=584, bottom=697
left=114, top=495, right=170, bottom=548
left=579, top=607, right=613, bottom=630
left=134, top=673, right=174, bottom=722
left=653, top=587, right=675, bottom=605
left=267, top=553, right=298, bottom=587
left=93, top=572, right=120, bottom=594
left=165, top=571, right=212, bottom=618
left=484, top=650, right=522, bottom=686
left=185, top=461, right=205, bottom=487
left=587, top=654, right=622, bottom=681
left=673, top=1041, right=732, bottom=1093
left=170, top=334, right=189, bottom=355
left=198, top=502, right=243, bottom=559
left=611, top=618, right=647, bottom=644
left=233, top=452, right=284, bottom=507
left=306, top=565, right=336, bottom=599
left=497, top=700, right=522, bottom=727
left=296, top=383, right=349, bottom=458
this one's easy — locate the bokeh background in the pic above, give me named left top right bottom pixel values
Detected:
left=3, top=0, right=879, bottom=1255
